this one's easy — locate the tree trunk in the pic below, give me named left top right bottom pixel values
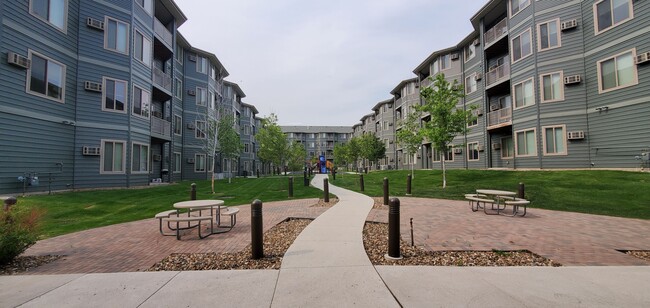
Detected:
left=441, top=156, right=447, bottom=189
left=211, top=155, right=216, bottom=194
left=412, top=152, right=416, bottom=179
left=228, top=158, right=232, bottom=184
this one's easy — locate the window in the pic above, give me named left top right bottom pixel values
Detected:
left=244, top=143, right=250, bottom=153
left=244, top=161, right=250, bottom=172
left=30, top=0, right=67, bottom=31
left=384, top=121, right=389, bottom=131
left=103, top=77, right=127, bottom=113
left=195, top=121, right=206, bottom=139
left=309, top=142, right=315, bottom=148
left=543, top=125, right=567, bottom=155
left=131, top=143, right=149, bottom=173
left=594, top=0, right=633, bottom=34
left=431, top=59, right=439, bottom=75
left=195, top=154, right=206, bottom=172
left=465, top=74, right=477, bottom=94
left=468, top=105, right=478, bottom=127
left=175, top=44, right=183, bottom=62
left=135, top=0, right=152, bottom=15
left=310, top=133, right=316, bottom=138
left=208, top=91, right=214, bottom=109
left=440, top=54, right=451, bottom=71
left=511, top=29, right=532, bottom=63
left=432, top=146, right=454, bottom=162
left=210, top=65, right=217, bottom=80
left=467, top=142, right=479, bottom=161
left=175, top=78, right=182, bottom=98
left=540, top=72, right=564, bottom=103
left=244, top=125, right=250, bottom=135
left=509, top=0, right=530, bottom=17
left=597, top=49, right=637, bottom=93
left=464, top=44, right=475, bottom=62
left=134, top=30, right=151, bottom=66
left=174, top=115, right=182, bottom=135
left=515, top=128, right=537, bottom=157
left=101, top=140, right=125, bottom=174
left=513, top=78, right=534, bottom=109
left=105, top=17, right=129, bottom=54
left=538, top=19, right=560, bottom=51
left=196, top=87, right=207, bottom=106
left=27, top=51, right=65, bottom=102
left=196, top=56, right=208, bottom=74
left=501, top=136, right=514, bottom=158
left=132, top=85, right=150, bottom=118
left=173, top=152, right=181, bottom=173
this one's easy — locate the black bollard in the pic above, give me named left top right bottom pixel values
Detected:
left=257, top=169, right=260, bottom=178
left=303, top=171, right=309, bottom=186
left=518, top=182, right=525, bottom=199
left=190, top=183, right=197, bottom=200
left=383, top=177, right=389, bottom=205
left=406, top=174, right=412, bottom=195
left=251, top=199, right=264, bottom=259
left=387, top=198, right=402, bottom=259
left=360, top=174, right=365, bottom=192
left=323, top=178, right=330, bottom=203
left=332, top=169, right=336, bottom=180
left=288, top=177, right=294, bottom=198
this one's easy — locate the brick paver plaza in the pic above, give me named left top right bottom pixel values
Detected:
left=24, top=196, right=650, bottom=274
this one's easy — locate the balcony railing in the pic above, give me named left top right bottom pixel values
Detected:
left=486, top=61, right=510, bottom=88
left=151, top=116, right=171, bottom=139
left=487, top=107, right=512, bottom=129
left=153, top=67, right=172, bottom=92
left=154, top=18, right=173, bottom=47
left=484, top=18, right=508, bottom=47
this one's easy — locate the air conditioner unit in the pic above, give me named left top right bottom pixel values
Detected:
left=82, top=146, right=101, bottom=156
left=474, top=73, right=483, bottom=81
left=389, top=140, right=394, bottom=144
left=152, top=110, right=162, bottom=118
left=389, top=122, right=393, bottom=126
left=7, top=52, right=30, bottom=69
left=84, top=81, right=102, bottom=92
left=186, top=158, right=195, bottom=164
left=560, top=19, right=578, bottom=31
left=453, top=148, right=462, bottom=154
left=186, top=123, right=195, bottom=130
left=450, top=53, right=460, bottom=61
left=86, top=17, right=105, bottom=30
left=491, top=143, right=501, bottom=150
left=473, top=39, right=480, bottom=46
left=152, top=154, right=162, bottom=161
left=490, top=104, right=499, bottom=112
left=477, top=145, right=485, bottom=152
left=474, top=108, right=484, bottom=116
left=564, top=75, right=582, bottom=85
left=188, top=54, right=197, bottom=62
left=567, top=131, right=585, bottom=140
left=635, top=52, right=650, bottom=65
left=187, top=89, right=196, bottom=96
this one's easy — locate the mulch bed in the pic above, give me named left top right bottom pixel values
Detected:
left=625, top=251, right=650, bottom=262
left=0, top=255, right=63, bottom=275
left=310, top=198, right=338, bottom=207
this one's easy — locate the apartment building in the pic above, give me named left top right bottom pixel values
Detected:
left=239, top=102, right=259, bottom=176
left=355, top=0, right=650, bottom=171
left=371, top=99, right=396, bottom=169
left=281, top=126, right=353, bottom=164
left=0, top=0, right=258, bottom=194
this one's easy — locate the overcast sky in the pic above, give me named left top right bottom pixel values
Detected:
left=176, top=0, right=488, bottom=126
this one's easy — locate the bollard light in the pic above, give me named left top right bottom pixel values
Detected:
left=251, top=199, right=264, bottom=259
left=386, top=197, right=402, bottom=259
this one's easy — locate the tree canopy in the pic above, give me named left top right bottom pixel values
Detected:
left=257, top=113, right=289, bottom=172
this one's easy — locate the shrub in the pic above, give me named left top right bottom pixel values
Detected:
left=0, top=207, right=43, bottom=265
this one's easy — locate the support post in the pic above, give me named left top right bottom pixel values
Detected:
left=406, top=174, right=412, bottom=195
left=288, top=177, right=294, bottom=198
left=360, top=174, right=365, bottom=192
left=251, top=199, right=264, bottom=259
left=323, top=178, right=329, bottom=203
left=190, top=183, right=197, bottom=200
left=386, top=197, right=402, bottom=259
left=383, top=177, right=389, bottom=205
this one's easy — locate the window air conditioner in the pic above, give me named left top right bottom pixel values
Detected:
left=474, top=108, right=484, bottom=116
left=491, top=143, right=501, bottom=150
left=477, top=145, right=485, bottom=152
left=82, top=146, right=101, bottom=156
left=453, top=148, right=462, bottom=154
left=564, top=75, right=581, bottom=85
left=86, top=17, right=105, bottom=30
left=7, top=52, right=30, bottom=69
left=187, top=89, right=196, bottom=96
left=187, top=123, right=195, bottom=130
left=450, top=53, right=460, bottom=61
left=567, top=131, right=585, bottom=140
left=188, top=54, right=197, bottom=62
left=635, top=52, right=650, bottom=65
left=186, top=158, right=195, bottom=164
left=152, top=154, right=162, bottom=161
left=84, top=81, right=102, bottom=92
left=474, top=73, right=482, bottom=81
left=490, top=104, right=499, bottom=112
left=560, top=19, right=578, bottom=31
left=473, top=39, right=480, bottom=46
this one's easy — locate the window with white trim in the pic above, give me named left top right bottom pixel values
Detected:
left=195, top=154, right=206, bottom=172
left=208, top=91, right=214, bottom=109
left=467, top=142, right=479, bottom=161
left=210, top=65, right=217, bottom=80
left=135, top=0, right=152, bottom=15
left=543, top=125, right=567, bottom=155
left=509, top=0, right=530, bottom=17
left=515, top=128, right=537, bottom=157
left=174, top=78, right=182, bottom=98
left=501, top=136, right=514, bottom=158
left=464, top=44, right=475, bottom=62
left=594, top=0, right=633, bottom=34
left=175, top=44, right=183, bottom=62
left=431, top=59, right=439, bottom=75
left=131, top=142, right=149, bottom=173
left=597, top=49, right=637, bottom=93
left=30, top=0, right=67, bottom=31
left=27, top=51, right=65, bottom=102
left=540, top=71, right=564, bottom=103
left=103, top=77, right=127, bottom=113
left=244, top=125, right=250, bottom=135
left=195, top=120, right=206, bottom=139
left=105, top=17, right=129, bottom=54
left=134, top=30, right=151, bottom=67
left=468, top=105, right=478, bottom=127
left=440, top=54, right=451, bottom=71
left=511, top=29, right=532, bottom=63
left=173, top=115, right=182, bottom=135
left=244, top=143, right=250, bottom=153
left=173, top=152, right=181, bottom=173
left=538, top=19, right=560, bottom=51
left=196, top=87, right=207, bottom=106
left=132, top=85, right=150, bottom=118
left=196, top=56, right=208, bottom=74
left=465, top=74, right=477, bottom=94
left=432, top=146, right=453, bottom=162
left=101, top=140, right=125, bottom=174
left=513, top=78, right=534, bottom=109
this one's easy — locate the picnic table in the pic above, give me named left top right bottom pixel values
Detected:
left=466, top=189, right=529, bottom=216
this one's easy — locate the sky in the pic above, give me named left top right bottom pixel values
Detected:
left=176, top=0, right=488, bottom=126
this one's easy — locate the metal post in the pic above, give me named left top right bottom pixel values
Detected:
left=383, top=177, right=389, bottom=205
left=190, top=183, right=197, bottom=200
left=323, top=178, right=330, bottom=203
left=332, top=169, right=336, bottom=180
left=406, top=174, right=412, bottom=195
left=360, top=174, right=365, bottom=192
left=303, top=171, right=309, bottom=186
left=251, top=199, right=264, bottom=259
left=257, top=169, right=260, bottom=178
left=518, top=182, right=525, bottom=199
left=288, top=177, right=294, bottom=198
left=387, top=198, right=402, bottom=259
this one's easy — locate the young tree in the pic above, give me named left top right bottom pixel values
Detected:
left=333, top=143, right=349, bottom=170
left=287, top=141, right=307, bottom=172
left=359, top=133, right=386, bottom=171
left=346, top=136, right=361, bottom=171
left=217, top=112, right=242, bottom=184
left=396, top=109, right=424, bottom=178
left=257, top=114, right=289, bottom=175
left=201, top=108, right=220, bottom=193
left=418, top=73, right=475, bottom=188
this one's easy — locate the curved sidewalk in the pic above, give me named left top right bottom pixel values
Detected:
left=271, top=174, right=399, bottom=307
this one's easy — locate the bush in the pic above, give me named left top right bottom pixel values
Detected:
left=0, top=207, right=43, bottom=265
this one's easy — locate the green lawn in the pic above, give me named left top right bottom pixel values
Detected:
left=17, top=176, right=324, bottom=238
left=331, top=169, right=650, bottom=220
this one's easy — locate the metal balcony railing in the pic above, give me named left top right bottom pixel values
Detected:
left=154, top=18, right=173, bottom=47
left=487, top=107, right=512, bottom=129
left=153, top=67, right=172, bottom=92
left=484, top=18, right=508, bottom=47
left=486, top=61, right=510, bottom=88
left=151, top=116, right=171, bottom=139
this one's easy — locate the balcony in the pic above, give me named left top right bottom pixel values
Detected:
left=487, top=107, right=512, bottom=130
left=151, top=116, right=171, bottom=140
left=153, top=67, right=172, bottom=93
left=486, top=61, right=510, bottom=89
left=484, top=18, right=508, bottom=48
left=154, top=18, right=173, bottom=48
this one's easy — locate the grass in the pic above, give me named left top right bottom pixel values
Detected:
left=17, top=176, right=325, bottom=238
left=330, top=169, right=650, bottom=220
